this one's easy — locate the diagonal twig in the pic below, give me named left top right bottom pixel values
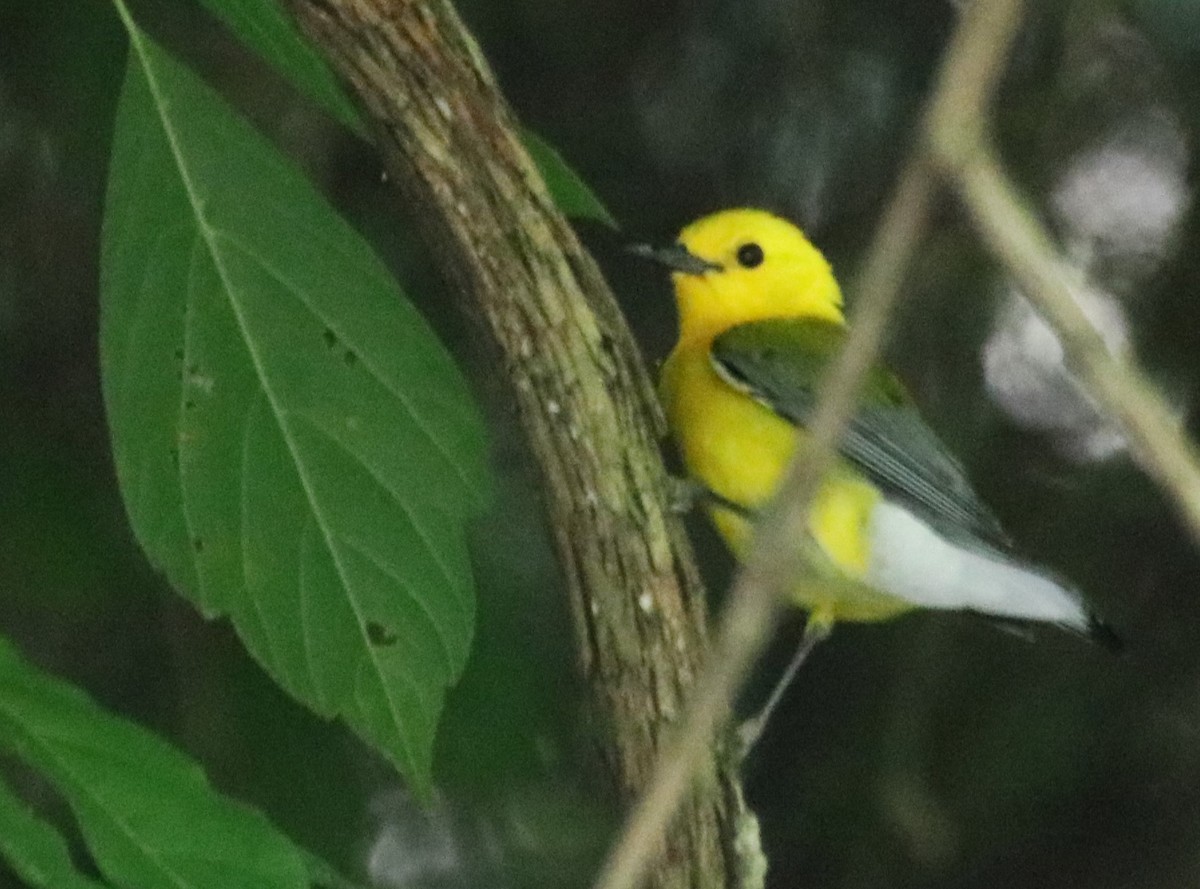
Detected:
left=932, top=140, right=1200, bottom=544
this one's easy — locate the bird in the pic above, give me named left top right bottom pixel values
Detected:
left=632, top=208, right=1115, bottom=705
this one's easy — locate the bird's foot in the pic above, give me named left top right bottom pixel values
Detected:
left=665, top=476, right=706, bottom=515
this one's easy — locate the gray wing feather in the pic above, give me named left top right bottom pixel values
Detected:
left=712, top=319, right=1011, bottom=551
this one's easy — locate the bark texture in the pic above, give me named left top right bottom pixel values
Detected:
left=284, top=1, right=750, bottom=886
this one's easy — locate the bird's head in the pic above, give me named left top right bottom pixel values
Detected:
left=633, top=209, right=844, bottom=346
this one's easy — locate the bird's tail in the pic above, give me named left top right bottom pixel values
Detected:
left=866, top=501, right=1120, bottom=648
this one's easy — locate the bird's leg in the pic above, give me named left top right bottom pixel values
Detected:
left=665, top=475, right=707, bottom=514
left=733, top=615, right=833, bottom=760
left=665, top=476, right=758, bottom=521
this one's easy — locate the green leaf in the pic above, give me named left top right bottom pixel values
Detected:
left=193, top=0, right=616, bottom=227
left=521, top=130, right=619, bottom=228
left=0, top=635, right=314, bottom=889
left=0, top=774, right=109, bottom=889
left=101, top=4, right=489, bottom=794
left=196, top=0, right=363, bottom=135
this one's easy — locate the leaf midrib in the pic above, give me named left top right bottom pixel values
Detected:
left=210, top=224, right=476, bottom=496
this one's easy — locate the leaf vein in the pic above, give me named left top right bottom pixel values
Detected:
left=0, top=709, right=195, bottom=889
left=209, top=228, right=476, bottom=495
left=289, top=410, right=464, bottom=609
left=329, top=530, right=455, bottom=679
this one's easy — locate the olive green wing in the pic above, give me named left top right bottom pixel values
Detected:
left=711, top=318, right=1010, bottom=550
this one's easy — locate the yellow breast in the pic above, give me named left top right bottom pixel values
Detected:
left=659, top=342, right=910, bottom=622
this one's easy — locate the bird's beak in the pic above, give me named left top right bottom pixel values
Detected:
left=627, top=242, right=723, bottom=275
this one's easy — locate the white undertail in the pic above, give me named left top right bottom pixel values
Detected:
left=866, top=501, right=1089, bottom=630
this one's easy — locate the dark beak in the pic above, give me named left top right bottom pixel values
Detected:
left=627, top=242, right=723, bottom=275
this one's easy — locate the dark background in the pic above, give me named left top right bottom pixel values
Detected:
left=3, top=0, right=1200, bottom=887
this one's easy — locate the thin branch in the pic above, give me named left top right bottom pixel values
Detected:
left=590, top=2, right=1028, bottom=887
left=939, top=145, right=1200, bottom=543
left=925, top=0, right=1200, bottom=555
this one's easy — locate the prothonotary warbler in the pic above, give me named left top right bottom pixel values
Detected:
left=635, top=208, right=1115, bottom=651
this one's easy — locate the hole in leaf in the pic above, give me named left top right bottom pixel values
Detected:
left=367, top=621, right=398, bottom=647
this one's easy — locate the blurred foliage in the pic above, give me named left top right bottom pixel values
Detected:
left=3, top=0, right=1200, bottom=888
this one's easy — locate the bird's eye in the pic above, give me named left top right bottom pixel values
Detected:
left=736, top=243, right=764, bottom=268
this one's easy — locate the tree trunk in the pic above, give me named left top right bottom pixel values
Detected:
left=283, top=1, right=754, bottom=886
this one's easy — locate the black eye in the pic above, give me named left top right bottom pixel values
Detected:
left=736, top=243, right=764, bottom=268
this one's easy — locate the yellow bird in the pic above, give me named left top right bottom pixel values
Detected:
left=636, top=208, right=1111, bottom=645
